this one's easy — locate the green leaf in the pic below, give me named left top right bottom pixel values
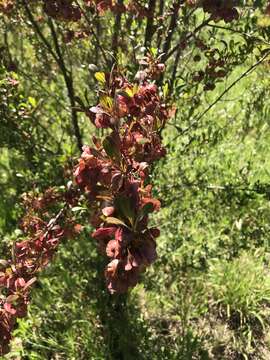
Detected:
left=163, top=83, right=169, bottom=98
left=150, top=47, right=158, bottom=57
left=100, top=95, right=113, bottom=110
left=28, top=96, right=36, bottom=107
left=71, top=206, right=87, bottom=212
left=94, top=72, right=106, bottom=83
left=103, top=136, right=121, bottom=161
left=114, top=196, right=135, bottom=226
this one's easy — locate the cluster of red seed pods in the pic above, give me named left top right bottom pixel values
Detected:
left=75, top=71, right=170, bottom=293
left=0, top=67, right=170, bottom=354
left=0, top=189, right=65, bottom=355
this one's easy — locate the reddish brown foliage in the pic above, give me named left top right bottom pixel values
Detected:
left=75, top=71, right=169, bottom=293
left=0, top=65, right=170, bottom=353
left=0, top=189, right=66, bottom=355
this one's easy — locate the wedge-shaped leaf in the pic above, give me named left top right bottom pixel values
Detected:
left=6, top=294, right=19, bottom=303
left=135, top=203, right=154, bottom=227
left=117, top=84, right=138, bottom=99
left=103, top=136, right=121, bottom=161
left=114, top=195, right=135, bottom=226
left=24, top=277, right=37, bottom=290
left=0, top=260, right=9, bottom=269
left=105, top=217, right=128, bottom=227
left=94, top=72, right=106, bottom=83
left=117, top=90, right=131, bottom=99
left=100, top=95, right=113, bottom=110
left=71, top=206, right=87, bottom=212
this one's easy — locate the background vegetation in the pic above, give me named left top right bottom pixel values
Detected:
left=2, top=1, right=270, bottom=359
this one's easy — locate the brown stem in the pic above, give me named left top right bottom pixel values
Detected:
left=22, top=0, right=83, bottom=152
left=156, top=0, right=165, bottom=50
left=169, top=44, right=181, bottom=94
left=144, top=0, right=157, bottom=49
left=74, top=0, right=110, bottom=67
left=164, top=17, right=211, bottom=62
left=22, top=0, right=59, bottom=63
left=160, top=0, right=183, bottom=62
left=173, top=48, right=270, bottom=140
left=112, top=0, right=124, bottom=65
left=48, top=19, right=83, bottom=152
left=156, top=0, right=183, bottom=87
left=95, top=15, right=101, bottom=64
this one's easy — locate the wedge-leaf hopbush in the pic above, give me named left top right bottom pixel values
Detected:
left=75, top=71, right=170, bottom=293
left=0, top=67, right=171, bottom=354
left=0, top=0, right=261, bottom=355
left=0, top=188, right=66, bottom=355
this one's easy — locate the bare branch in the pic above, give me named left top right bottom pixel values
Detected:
left=112, top=0, right=124, bottom=64
left=47, top=18, right=83, bottom=152
left=74, top=1, right=110, bottom=66
left=173, top=48, right=270, bottom=140
left=144, top=0, right=157, bottom=49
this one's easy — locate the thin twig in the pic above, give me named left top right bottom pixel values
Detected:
left=18, top=68, right=69, bottom=111
left=22, top=0, right=59, bottom=64
left=22, top=1, right=83, bottom=152
left=160, top=0, right=184, bottom=62
left=44, top=206, right=66, bottom=239
left=173, top=49, right=270, bottom=139
left=47, top=18, right=83, bottom=152
left=144, top=0, right=157, bottom=49
left=74, top=0, right=110, bottom=66
left=156, top=0, right=165, bottom=50
left=194, top=49, right=270, bottom=124
left=112, top=0, right=124, bottom=64
left=164, top=17, right=211, bottom=62
left=207, top=23, right=270, bottom=46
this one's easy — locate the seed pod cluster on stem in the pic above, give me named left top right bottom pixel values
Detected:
left=75, top=69, right=170, bottom=293
left=0, top=0, right=254, bottom=356
left=0, top=63, right=170, bottom=354
left=0, top=189, right=67, bottom=355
